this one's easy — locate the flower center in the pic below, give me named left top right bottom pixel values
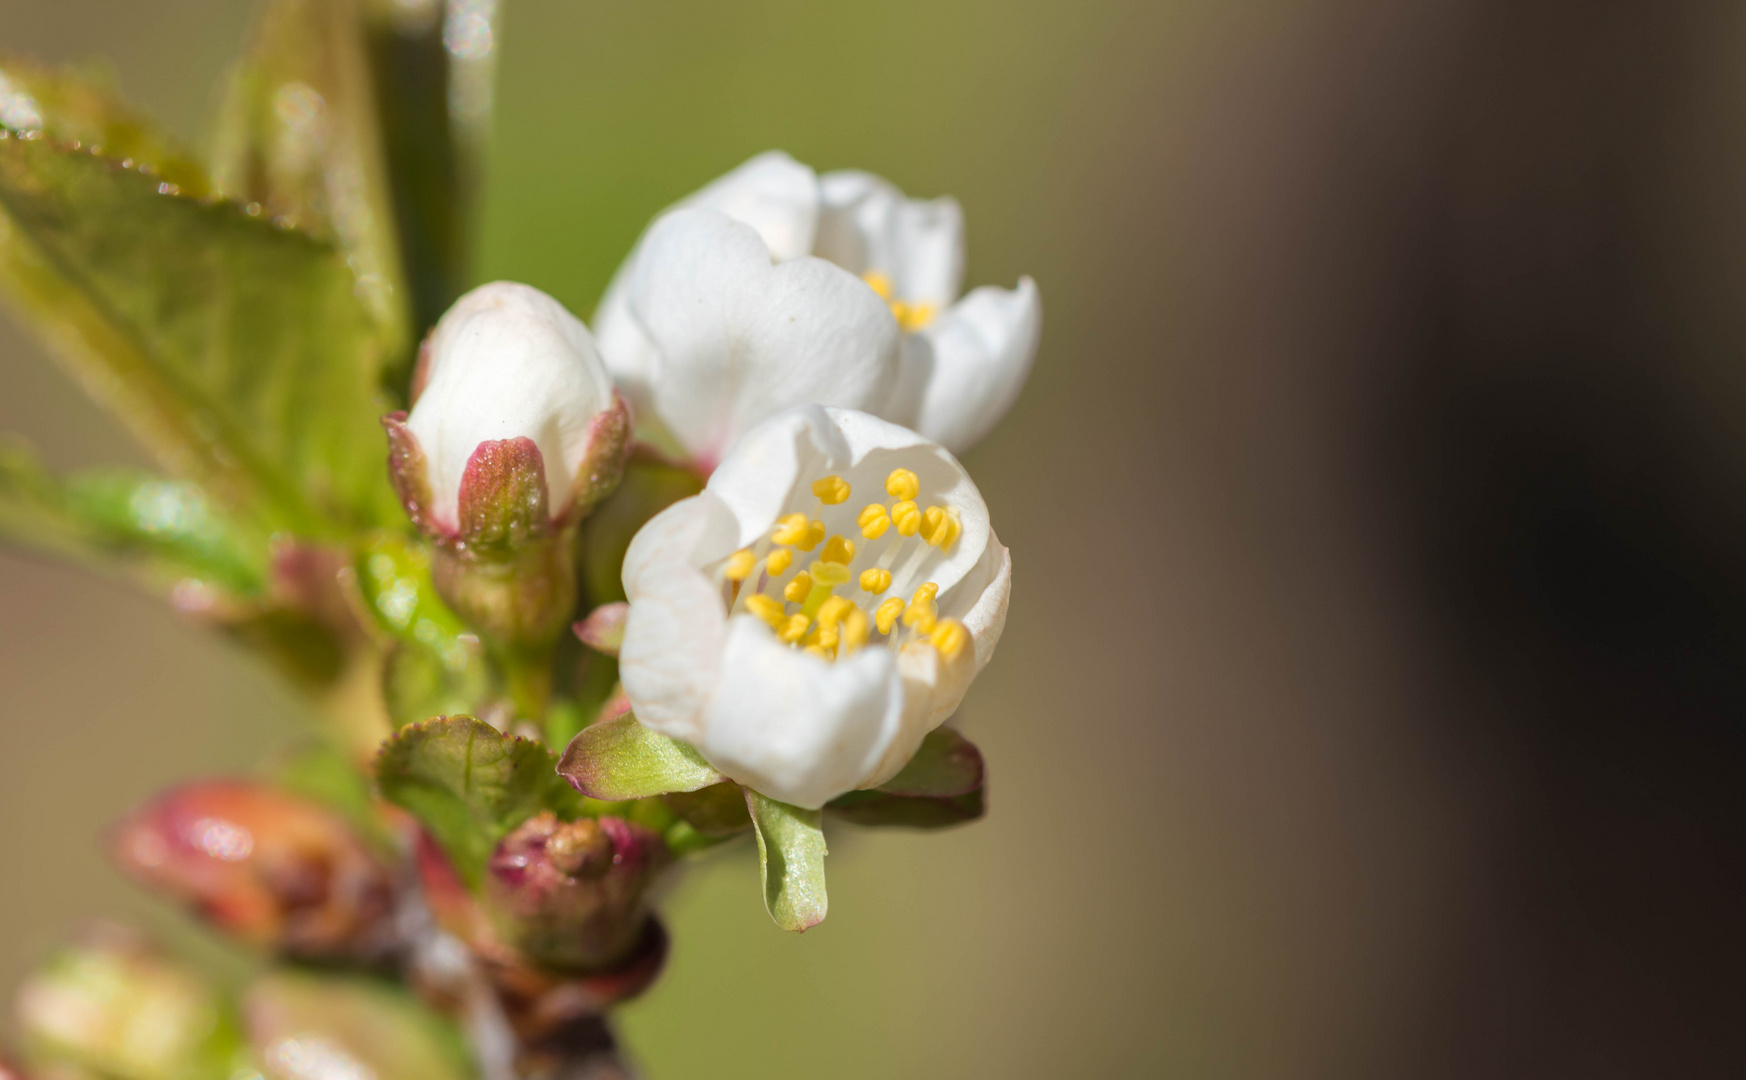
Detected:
left=713, top=467, right=967, bottom=662
left=862, top=272, right=938, bottom=332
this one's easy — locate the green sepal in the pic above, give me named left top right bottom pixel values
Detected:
left=556, top=712, right=724, bottom=801
left=825, top=787, right=986, bottom=830
left=375, top=715, right=579, bottom=886
left=0, top=131, right=399, bottom=533
left=0, top=438, right=267, bottom=596
left=744, top=789, right=828, bottom=932
left=244, top=972, right=471, bottom=1080
left=875, top=726, right=985, bottom=797
left=661, top=782, right=753, bottom=838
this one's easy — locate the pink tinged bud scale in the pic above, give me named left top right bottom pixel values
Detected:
left=110, top=782, right=396, bottom=961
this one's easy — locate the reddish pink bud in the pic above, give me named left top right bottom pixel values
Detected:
left=483, top=812, right=668, bottom=972
left=111, top=782, right=396, bottom=960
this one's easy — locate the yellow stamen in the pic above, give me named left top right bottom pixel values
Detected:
left=723, top=549, right=757, bottom=581
left=875, top=597, right=906, bottom=635
left=893, top=301, right=937, bottom=332
left=891, top=500, right=920, bottom=537
left=799, top=519, right=827, bottom=551
left=840, top=607, right=869, bottom=654
left=778, top=613, right=811, bottom=644
left=862, top=271, right=894, bottom=299
left=805, top=644, right=833, bottom=660
left=784, top=571, right=813, bottom=604
left=744, top=594, right=786, bottom=628
left=929, top=618, right=969, bottom=660
left=857, top=503, right=891, bottom=540
left=919, top=505, right=961, bottom=549
left=904, top=606, right=938, bottom=635
left=820, top=535, right=856, bottom=565
left=772, top=513, right=809, bottom=546
left=766, top=548, right=793, bottom=576
left=912, top=582, right=939, bottom=605
left=859, top=567, right=893, bottom=594
left=811, top=475, right=851, bottom=505
left=817, top=596, right=854, bottom=630
left=885, top=468, right=920, bottom=501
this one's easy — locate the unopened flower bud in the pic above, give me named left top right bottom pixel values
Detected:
left=244, top=972, right=472, bottom=1080
left=110, top=782, right=396, bottom=961
left=14, top=926, right=244, bottom=1080
left=383, top=283, right=631, bottom=656
left=483, top=812, right=669, bottom=972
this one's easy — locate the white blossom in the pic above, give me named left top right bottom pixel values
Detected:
left=617, top=405, right=1011, bottom=808
left=595, top=152, right=1040, bottom=467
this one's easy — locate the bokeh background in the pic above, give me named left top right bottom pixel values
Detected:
left=4, top=0, right=1744, bottom=1076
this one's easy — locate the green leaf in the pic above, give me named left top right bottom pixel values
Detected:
left=826, top=787, right=986, bottom=830
left=380, top=638, right=490, bottom=728
left=0, top=133, right=400, bottom=534
left=245, top=972, right=471, bottom=1080
left=876, top=726, right=985, bottom=798
left=211, top=0, right=411, bottom=372
left=375, top=715, right=576, bottom=885
left=0, top=437, right=267, bottom=595
left=556, top=712, right=725, bottom=801
left=744, top=789, right=828, bottom=932
left=0, top=61, right=208, bottom=193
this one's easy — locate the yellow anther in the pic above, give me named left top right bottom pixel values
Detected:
left=875, top=597, right=906, bottom=635
left=904, top=605, right=938, bottom=636
left=919, top=505, right=961, bottom=549
left=817, top=596, right=854, bottom=630
left=778, top=613, right=811, bottom=644
left=857, top=503, right=891, bottom=540
left=912, top=582, right=939, bottom=605
left=885, top=468, right=920, bottom=501
left=891, top=500, right=920, bottom=537
left=809, top=560, right=852, bottom=587
left=723, top=549, right=757, bottom=581
left=840, top=606, right=870, bottom=654
left=744, top=594, right=787, bottom=628
left=811, top=475, right=852, bottom=505
left=805, top=643, right=833, bottom=660
left=820, top=535, right=856, bottom=565
left=929, top=618, right=969, bottom=660
left=784, top=572, right=812, bottom=604
left=798, top=519, right=827, bottom=551
left=892, top=301, right=938, bottom=332
left=859, top=567, right=893, bottom=594
left=766, top=548, right=794, bottom=576
left=862, top=271, right=894, bottom=299
left=772, top=513, right=809, bottom=545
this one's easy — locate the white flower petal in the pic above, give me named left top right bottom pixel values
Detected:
left=594, top=152, right=820, bottom=422
left=618, top=492, right=742, bottom=743
left=627, top=210, right=900, bottom=467
left=698, top=617, right=904, bottom=809
left=898, top=277, right=1041, bottom=455
left=407, top=282, right=614, bottom=531
left=818, top=170, right=964, bottom=308
left=684, top=150, right=820, bottom=261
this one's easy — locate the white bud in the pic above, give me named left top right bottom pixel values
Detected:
left=405, top=282, right=615, bottom=534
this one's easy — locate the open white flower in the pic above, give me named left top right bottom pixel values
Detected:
left=391, top=281, right=622, bottom=536
left=617, top=405, right=1011, bottom=809
left=594, top=152, right=1041, bottom=467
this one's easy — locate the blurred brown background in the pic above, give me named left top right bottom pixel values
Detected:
left=4, top=0, right=1744, bottom=1076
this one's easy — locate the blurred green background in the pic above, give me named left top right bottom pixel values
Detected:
left=6, top=1, right=1745, bottom=1077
